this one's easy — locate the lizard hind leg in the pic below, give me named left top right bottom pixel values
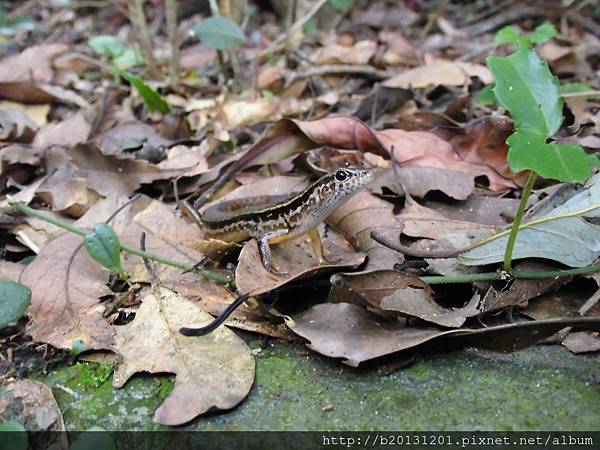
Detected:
left=308, top=228, right=333, bottom=265
left=258, top=229, right=290, bottom=276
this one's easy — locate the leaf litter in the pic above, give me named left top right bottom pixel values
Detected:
left=0, top=0, right=599, bottom=426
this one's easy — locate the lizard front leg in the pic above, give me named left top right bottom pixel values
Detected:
left=257, top=229, right=289, bottom=276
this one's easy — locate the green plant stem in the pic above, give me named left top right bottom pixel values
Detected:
left=502, top=172, right=537, bottom=273
left=421, top=263, right=600, bottom=285
left=13, top=202, right=229, bottom=284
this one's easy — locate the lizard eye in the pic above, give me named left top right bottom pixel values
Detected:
left=335, top=170, right=348, bottom=181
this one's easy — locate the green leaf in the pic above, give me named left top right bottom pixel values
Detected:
left=191, top=16, right=246, bottom=50
left=119, top=70, right=171, bottom=114
left=531, top=22, right=558, bottom=44
left=475, top=84, right=497, bottom=106
left=89, top=35, right=125, bottom=59
left=0, top=421, right=28, bottom=450
left=0, top=280, right=31, bottom=328
left=494, top=25, right=522, bottom=48
left=507, top=129, right=600, bottom=182
left=488, top=49, right=563, bottom=137
left=329, top=0, right=352, bottom=11
left=113, top=47, right=143, bottom=69
left=83, top=223, right=125, bottom=277
left=71, top=339, right=87, bottom=356
left=459, top=172, right=600, bottom=267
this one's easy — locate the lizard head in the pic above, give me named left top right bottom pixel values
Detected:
left=315, top=166, right=374, bottom=211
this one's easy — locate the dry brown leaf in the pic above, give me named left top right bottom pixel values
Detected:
left=310, top=40, right=377, bottom=65
left=286, top=303, right=600, bottom=366
left=0, top=101, right=49, bottom=126
left=37, top=164, right=101, bottom=217
left=369, top=166, right=474, bottom=200
left=376, top=129, right=515, bottom=191
left=0, top=379, right=66, bottom=437
left=330, top=270, right=480, bottom=328
left=327, top=189, right=404, bottom=270
left=235, top=227, right=366, bottom=296
left=383, top=59, right=493, bottom=89
left=19, top=232, right=115, bottom=351
left=33, top=111, right=91, bottom=149
left=285, top=302, right=445, bottom=366
left=113, top=287, right=255, bottom=426
left=94, top=121, right=173, bottom=156
left=398, top=199, right=495, bottom=253
left=0, top=109, right=38, bottom=143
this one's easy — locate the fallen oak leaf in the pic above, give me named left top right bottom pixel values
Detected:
left=113, top=287, right=255, bottom=426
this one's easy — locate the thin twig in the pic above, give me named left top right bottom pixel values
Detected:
left=128, top=0, right=161, bottom=79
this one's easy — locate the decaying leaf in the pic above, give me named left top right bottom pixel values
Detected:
left=113, top=287, right=255, bottom=426
left=19, top=232, right=115, bottom=351
left=0, top=109, right=38, bottom=142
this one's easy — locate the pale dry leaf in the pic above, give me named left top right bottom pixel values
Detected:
left=383, top=59, right=493, bottom=89
left=0, top=101, right=49, bottom=126
left=0, top=260, right=25, bottom=282
left=220, top=98, right=278, bottom=128
left=113, top=287, right=255, bottom=426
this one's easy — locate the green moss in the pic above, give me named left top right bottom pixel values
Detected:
left=37, top=342, right=600, bottom=431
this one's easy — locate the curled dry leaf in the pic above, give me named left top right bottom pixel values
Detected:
left=19, top=232, right=115, bottom=350
left=113, top=287, right=255, bottom=426
left=0, top=379, right=66, bottom=437
left=382, top=59, right=493, bottom=89
left=327, top=190, right=404, bottom=270
left=330, top=270, right=480, bottom=328
left=235, top=227, right=366, bottom=296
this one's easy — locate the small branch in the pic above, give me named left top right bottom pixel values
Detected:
left=503, top=172, right=537, bottom=272
left=13, top=202, right=229, bottom=284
